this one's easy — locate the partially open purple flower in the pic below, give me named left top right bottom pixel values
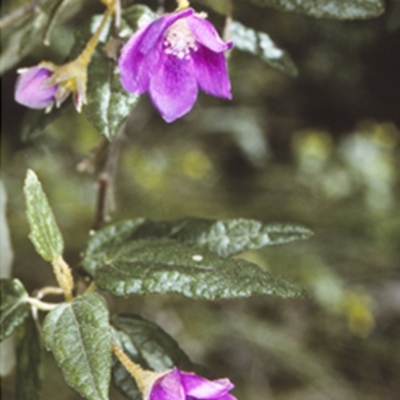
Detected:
left=118, top=8, right=233, bottom=123
left=14, top=66, right=58, bottom=110
left=147, top=367, right=237, bottom=400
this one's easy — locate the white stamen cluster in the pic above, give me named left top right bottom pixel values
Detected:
left=164, top=19, right=198, bottom=59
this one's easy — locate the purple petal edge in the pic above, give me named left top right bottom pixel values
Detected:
left=187, top=15, right=232, bottom=53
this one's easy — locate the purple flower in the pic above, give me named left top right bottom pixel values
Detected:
left=147, top=367, right=237, bottom=400
left=118, top=8, right=233, bottom=123
left=14, top=66, right=58, bottom=110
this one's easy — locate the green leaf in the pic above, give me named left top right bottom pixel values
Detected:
left=243, top=0, right=384, bottom=20
left=230, top=21, right=298, bottom=76
left=0, top=0, right=61, bottom=74
left=0, top=13, right=46, bottom=74
left=83, top=218, right=146, bottom=276
left=23, top=169, right=64, bottom=261
left=43, top=0, right=71, bottom=45
left=112, top=314, right=198, bottom=400
left=82, top=217, right=313, bottom=275
left=89, top=238, right=306, bottom=299
left=121, top=4, right=157, bottom=36
left=42, top=293, right=111, bottom=400
left=0, top=279, right=30, bottom=341
left=79, top=6, right=155, bottom=141
left=192, top=0, right=232, bottom=14
left=85, top=50, right=139, bottom=141
left=16, top=314, right=42, bottom=400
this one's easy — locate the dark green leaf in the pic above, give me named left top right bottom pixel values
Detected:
left=85, top=50, right=139, bottom=141
left=112, top=314, right=198, bottom=400
left=43, top=0, right=70, bottom=45
left=42, top=293, right=111, bottom=400
left=243, top=0, right=384, bottom=20
left=230, top=21, right=298, bottom=76
left=0, top=279, right=30, bottom=341
left=21, top=102, right=71, bottom=142
left=121, top=4, right=157, bottom=36
left=82, top=217, right=313, bottom=275
left=16, top=314, right=42, bottom=400
left=75, top=11, right=143, bottom=141
left=192, top=0, right=232, bottom=14
left=24, top=169, right=64, bottom=261
left=112, top=330, right=141, bottom=400
left=83, top=218, right=146, bottom=276
left=90, top=238, right=306, bottom=299
left=72, top=7, right=155, bottom=141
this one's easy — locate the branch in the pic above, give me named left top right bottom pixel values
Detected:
left=92, top=123, right=126, bottom=230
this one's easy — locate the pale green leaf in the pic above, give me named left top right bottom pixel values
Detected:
left=0, top=279, right=30, bottom=341
left=42, top=293, right=111, bottom=400
left=24, top=169, right=64, bottom=261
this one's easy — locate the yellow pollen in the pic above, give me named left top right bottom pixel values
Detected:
left=60, top=78, right=77, bottom=92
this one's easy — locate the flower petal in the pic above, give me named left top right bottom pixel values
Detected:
left=139, top=8, right=194, bottom=54
left=118, top=8, right=194, bottom=95
left=180, top=371, right=234, bottom=399
left=149, top=54, right=198, bottom=122
left=193, top=45, right=232, bottom=99
left=118, top=25, right=156, bottom=94
left=187, top=15, right=233, bottom=53
left=149, top=368, right=186, bottom=400
left=214, top=394, right=238, bottom=400
left=14, top=67, right=57, bottom=109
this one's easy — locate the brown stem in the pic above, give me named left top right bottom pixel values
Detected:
left=92, top=123, right=126, bottom=230
left=77, top=138, right=109, bottom=174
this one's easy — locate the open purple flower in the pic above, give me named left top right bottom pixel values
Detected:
left=147, top=367, right=237, bottom=400
left=14, top=66, right=58, bottom=110
left=118, top=8, right=233, bottom=123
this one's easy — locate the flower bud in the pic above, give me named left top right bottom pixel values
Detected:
left=14, top=67, right=58, bottom=110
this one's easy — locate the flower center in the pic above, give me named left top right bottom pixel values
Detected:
left=164, top=19, right=198, bottom=59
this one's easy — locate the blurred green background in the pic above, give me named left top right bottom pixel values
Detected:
left=1, top=0, right=400, bottom=399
